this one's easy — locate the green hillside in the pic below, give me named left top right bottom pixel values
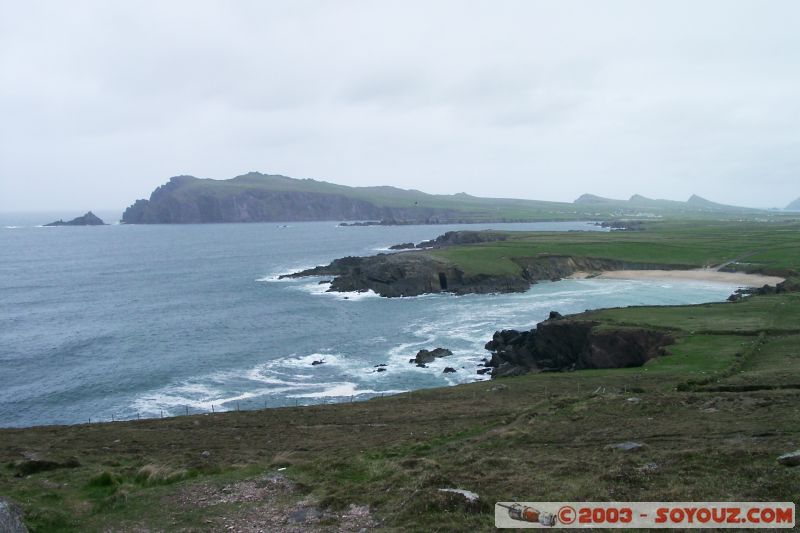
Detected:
left=121, top=172, right=779, bottom=224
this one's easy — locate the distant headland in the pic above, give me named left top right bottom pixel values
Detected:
left=120, top=172, right=769, bottom=225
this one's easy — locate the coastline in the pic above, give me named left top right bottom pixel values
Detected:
left=570, top=269, right=785, bottom=286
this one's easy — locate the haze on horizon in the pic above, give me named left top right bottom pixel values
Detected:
left=1, top=0, right=799, bottom=213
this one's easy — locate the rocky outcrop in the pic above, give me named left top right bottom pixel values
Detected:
left=44, top=211, right=106, bottom=226
left=281, top=251, right=529, bottom=297
left=598, top=220, right=645, bottom=231
left=727, top=278, right=800, bottom=301
left=483, top=314, right=674, bottom=377
left=415, top=231, right=509, bottom=249
left=0, top=498, right=28, bottom=533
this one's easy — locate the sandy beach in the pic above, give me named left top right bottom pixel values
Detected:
left=571, top=269, right=785, bottom=286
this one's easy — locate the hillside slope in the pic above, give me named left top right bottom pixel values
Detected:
left=121, top=173, right=586, bottom=224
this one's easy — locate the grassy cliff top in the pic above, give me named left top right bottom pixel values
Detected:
left=428, top=220, right=800, bottom=276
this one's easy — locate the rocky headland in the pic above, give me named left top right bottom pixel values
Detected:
left=44, top=212, right=106, bottom=226
left=482, top=311, right=675, bottom=377
left=281, top=231, right=693, bottom=297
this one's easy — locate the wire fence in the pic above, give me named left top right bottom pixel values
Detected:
left=86, top=392, right=398, bottom=424
left=83, top=383, right=644, bottom=425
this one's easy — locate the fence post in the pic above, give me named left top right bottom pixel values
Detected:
left=185, top=406, right=189, bottom=416
left=111, top=414, right=115, bottom=422
left=211, top=405, right=215, bottom=413
left=160, top=409, right=163, bottom=418
left=236, top=401, right=240, bottom=412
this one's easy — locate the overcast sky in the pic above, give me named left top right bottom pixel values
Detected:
left=2, top=1, right=799, bottom=212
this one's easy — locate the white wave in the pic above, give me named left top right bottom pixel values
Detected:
left=292, top=281, right=380, bottom=301
left=4, top=225, right=22, bottom=229
left=255, top=264, right=320, bottom=282
left=287, top=382, right=406, bottom=399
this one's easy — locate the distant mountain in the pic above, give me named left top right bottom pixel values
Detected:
left=786, top=198, right=800, bottom=211
left=573, top=193, right=757, bottom=213
left=122, top=172, right=585, bottom=224
left=573, top=193, right=618, bottom=205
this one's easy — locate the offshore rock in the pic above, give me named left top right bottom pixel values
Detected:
left=44, top=211, right=106, bottom=226
left=412, top=348, right=453, bottom=365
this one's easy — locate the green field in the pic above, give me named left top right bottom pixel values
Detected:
left=431, top=220, right=800, bottom=276
left=2, top=220, right=800, bottom=531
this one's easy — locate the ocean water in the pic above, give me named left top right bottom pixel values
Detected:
left=0, top=219, right=740, bottom=428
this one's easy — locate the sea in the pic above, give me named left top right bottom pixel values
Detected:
left=0, top=213, right=742, bottom=428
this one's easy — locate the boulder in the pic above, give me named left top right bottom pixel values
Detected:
left=389, top=242, right=415, bottom=250
left=608, top=441, right=644, bottom=452
left=0, top=498, right=28, bottom=533
left=442, top=367, right=456, bottom=373
left=777, top=450, right=800, bottom=466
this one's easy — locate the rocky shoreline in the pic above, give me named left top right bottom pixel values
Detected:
left=280, top=231, right=693, bottom=298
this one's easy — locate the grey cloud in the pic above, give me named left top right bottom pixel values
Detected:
left=2, top=0, right=800, bottom=211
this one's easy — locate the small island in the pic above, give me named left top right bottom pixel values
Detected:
left=44, top=211, right=107, bottom=226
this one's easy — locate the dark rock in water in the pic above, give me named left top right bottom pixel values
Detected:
left=476, top=368, right=492, bottom=375
left=44, top=211, right=106, bottom=226
left=484, top=315, right=674, bottom=378
left=311, top=360, right=325, bottom=366
left=443, top=367, right=456, bottom=373
left=389, top=242, right=416, bottom=250
left=374, top=363, right=387, bottom=367
left=727, top=279, right=798, bottom=303
left=376, top=367, right=387, bottom=373
left=416, top=363, right=428, bottom=368
left=0, top=498, right=28, bottom=533
left=412, top=347, right=453, bottom=364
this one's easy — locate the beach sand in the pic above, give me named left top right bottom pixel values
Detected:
left=570, top=269, right=785, bottom=286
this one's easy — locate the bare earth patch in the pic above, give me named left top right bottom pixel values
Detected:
left=166, top=474, right=377, bottom=532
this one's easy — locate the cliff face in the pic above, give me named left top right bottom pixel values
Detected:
left=122, top=175, right=464, bottom=224
left=281, top=253, right=529, bottom=297
left=484, top=317, right=674, bottom=377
